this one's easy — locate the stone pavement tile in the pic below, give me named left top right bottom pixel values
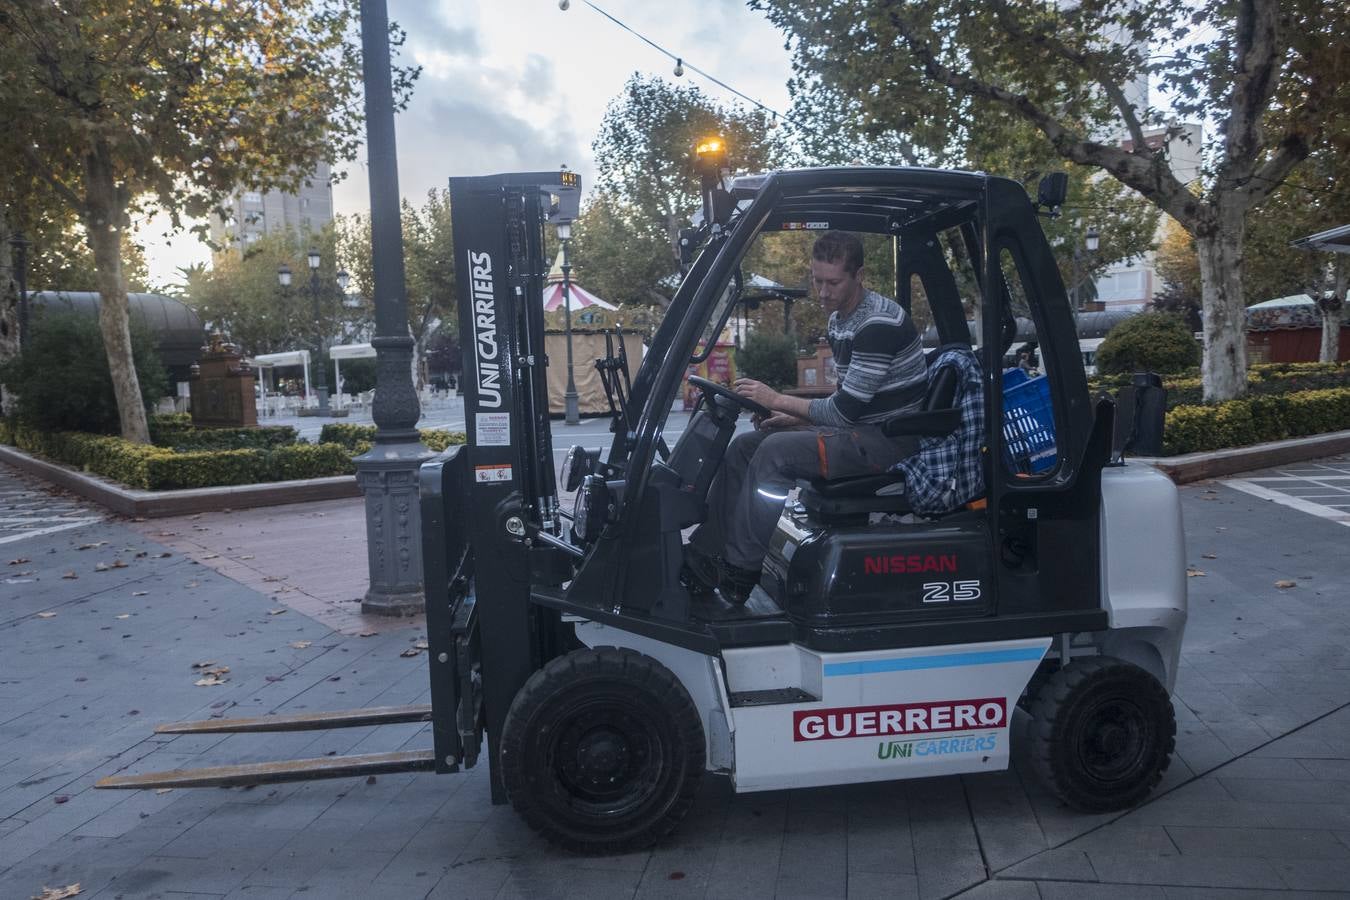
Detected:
left=947, top=879, right=1039, bottom=899
left=373, top=820, right=487, bottom=885
left=1165, top=824, right=1348, bottom=859
left=495, top=863, right=643, bottom=900
left=703, top=793, right=786, bottom=900
left=1297, top=757, right=1350, bottom=780
left=1125, top=797, right=1273, bottom=829
left=998, top=848, right=1095, bottom=881
left=106, top=852, right=271, bottom=896
left=844, top=870, right=920, bottom=900
left=1084, top=853, right=1286, bottom=890
left=633, top=779, right=730, bottom=898
left=1271, top=857, right=1350, bottom=892
left=1213, top=755, right=1316, bottom=779
left=1037, top=882, right=1165, bottom=900
left=426, top=857, right=512, bottom=900
left=1063, top=823, right=1179, bottom=857
left=907, top=777, right=980, bottom=851
left=913, top=845, right=987, bottom=900
left=0, top=833, right=128, bottom=899
left=963, top=770, right=1048, bottom=871
left=846, top=800, right=916, bottom=877
left=1218, top=776, right=1350, bottom=804
left=222, top=887, right=296, bottom=900
left=1163, top=889, right=1350, bottom=900
left=776, top=791, right=847, bottom=898
left=1261, top=803, right=1350, bottom=831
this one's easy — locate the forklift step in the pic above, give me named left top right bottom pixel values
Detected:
left=729, top=687, right=819, bottom=708
left=153, top=704, right=433, bottom=735
left=95, top=749, right=437, bottom=790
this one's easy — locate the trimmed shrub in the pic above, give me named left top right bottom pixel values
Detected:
left=736, top=330, right=799, bottom=390
left=1162, top=387, right=1350, bottom=454
left=265, top=443, right=357, bottom=481
left=145, top=450, right=266, bottom=490
left=320, top=423, right=466, bottom=452
left=1095, top=312, right=1201, bottom=376
left=0, top=309, right=168, bottom=434
left=1090, top=362, right=1350, bottom=410
left=151, top=421, right=299, bottom=451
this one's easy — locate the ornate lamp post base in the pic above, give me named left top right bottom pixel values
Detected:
left=355, top=438, right=434, bottom=616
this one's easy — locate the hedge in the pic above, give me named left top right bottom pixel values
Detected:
left=1162, top=388, right=1350, bottom=455
left=320, top=423, right=467, bottom=453
left=1090, top=362, right=1350, bottom=411
left=1, top=418, right=354, bottom=490
left=150, top=419, right=299, bottom=451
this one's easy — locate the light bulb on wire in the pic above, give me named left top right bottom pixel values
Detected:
left=558, top=0, right=569, bottom=9
left=673, top=58, right=684, bottom=77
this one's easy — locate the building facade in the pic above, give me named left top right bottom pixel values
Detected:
left=209, top=162, right=334, bottom=257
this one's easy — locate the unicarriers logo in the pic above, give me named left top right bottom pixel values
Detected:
left=469, top=250, right=501, bottom=408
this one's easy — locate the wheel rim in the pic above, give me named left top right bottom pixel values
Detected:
left=1073, top=695, right=1151, bottom=785
left=547, top=698, right=668, bottom=820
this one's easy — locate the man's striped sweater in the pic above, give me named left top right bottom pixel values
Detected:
left=807, top=289, right=927, bottom=427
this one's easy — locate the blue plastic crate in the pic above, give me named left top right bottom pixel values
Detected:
left=1001, top=370, right=1057, bottom=474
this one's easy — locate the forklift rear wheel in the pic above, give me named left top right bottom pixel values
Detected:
left=500, top=646, right=705, bottom=855
left=1027, top=656, right=1175, bottom=812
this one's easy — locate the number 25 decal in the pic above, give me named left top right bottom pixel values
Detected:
left=922, top=580, right=982, bottom=603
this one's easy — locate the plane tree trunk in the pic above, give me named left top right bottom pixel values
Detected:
left=1193, top=202, right=1249, bottom=402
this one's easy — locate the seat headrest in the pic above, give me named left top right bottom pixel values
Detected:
left=923, top=363, right=960, bottom=412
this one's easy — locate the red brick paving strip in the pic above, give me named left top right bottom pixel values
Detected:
left=125, top=496, right=424, bottom=634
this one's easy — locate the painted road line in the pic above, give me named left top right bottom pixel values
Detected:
left=0, top=517, right=103, bottom=544
left=1224, top=478, right=1350, bottom=527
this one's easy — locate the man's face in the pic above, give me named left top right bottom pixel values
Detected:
left=811, top=257, right=864, bottom=317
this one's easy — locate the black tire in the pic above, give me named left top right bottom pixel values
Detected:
left=500, top=646, right=704, bottom=855
left=1027, top=656, right=1175, bottom=812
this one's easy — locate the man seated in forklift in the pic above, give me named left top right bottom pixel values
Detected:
left=683, top=230, right=928, bottom=603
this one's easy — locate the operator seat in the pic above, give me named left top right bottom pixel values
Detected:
left=797, top=346, right=968, bottom=523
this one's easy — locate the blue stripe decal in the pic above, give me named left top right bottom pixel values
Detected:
left=823, top=647, right=1045, bottom=677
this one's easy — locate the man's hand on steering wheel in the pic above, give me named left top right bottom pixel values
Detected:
left=733, top=378, right=781, bottom=413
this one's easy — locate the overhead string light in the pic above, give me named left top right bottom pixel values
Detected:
left=560, top=0, right=799, bottom=132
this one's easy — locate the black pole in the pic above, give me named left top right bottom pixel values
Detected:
left=361, top=0, right=419, bottom=443
left=562, top=239, right=580, bottom=425
left=310, top=265, right=330, bottom=414
left=10, top=232, right=29, bottom=350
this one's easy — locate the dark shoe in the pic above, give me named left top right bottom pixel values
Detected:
left=719, top=563, right=762, bottom=605
left=680, top=546, right=722, bottom=595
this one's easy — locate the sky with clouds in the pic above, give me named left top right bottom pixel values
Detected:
left=137, top=0, right=795, bottom=284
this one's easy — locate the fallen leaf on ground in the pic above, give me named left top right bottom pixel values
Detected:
left=5, top=578, right=35, bottom=585
left=358, top=631, right=378, bottom=637
left=267, top=608, right=286, bottom=616
left=1201, top=553, right=1217, bottom=559
left=157, top=552, right=172, bottom=559
left=13, top=570, right=34, bottom=576
left=195, top=674, right=228, bottom=687
left=400, top=648, right=422, bottom=658
left=201, top=554, right=219, bottom=560
left=115, top=614, right=130, bottom=620
left=1186, top=568, right=1206, bottom=577
left=76, top=542, right=107, bottom=550
left=36, top=612, right=57, bottom=619
left=289, top=641, right=312, bottom=649
left=61, top=572, right=78, bottom=579
left=94, top=563, right=109, bottom=572
left=154, top=788, right=173, bottom=795
left=52, top=795, right=69, bottom=804
left=191, top=661, right=217, bottom=669
left=132, top=591, right=148, bottom=597
left=8, top=558, right=31, bottom=565
left=265, top=674, right=284, bottom=682
left=185, top=581, right=199, bottom=589
left=238, top=554, right=254, bottom=560
left=262, top=576, right=285, bottom=582
left=31, top=883, right=81, bottom=899
left=413, top=640, right=429, bottom=650
left=111, top=560, right=128, bottom=568
left=1275, top=580, right=1297, bottom=589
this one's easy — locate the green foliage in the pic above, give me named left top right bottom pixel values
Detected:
left=737, top=330, right=799, bottom=390
left=183, top=226, right=351, bottom=356
left=264, top=443, right=356, bottom=481
left=1092, top=362, right=1350, bottom=410
left=337, top=358, right=377, bottom=394
left=1163, top=388, right=1350, bottom=455
left=0, top=309, right=166, bottom=434
left=1095, top=314, right=1200, bottom=376
left=149, top=420, right=299, bottom=452
left=320, top=423, right=466, bottom=453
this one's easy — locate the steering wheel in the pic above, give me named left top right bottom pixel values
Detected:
left=688, top=375, right=772, bottom=418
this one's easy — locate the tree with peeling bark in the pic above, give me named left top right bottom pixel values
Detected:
left=754, top=0, right=1350, bottom=400
left=0, top=1, right=415, bottom=441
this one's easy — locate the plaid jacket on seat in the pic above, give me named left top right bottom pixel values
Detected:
left=890, top=347, right=985, bottom=515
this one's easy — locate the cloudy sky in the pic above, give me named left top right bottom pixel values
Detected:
left=137, top=0, right=795, bottom=284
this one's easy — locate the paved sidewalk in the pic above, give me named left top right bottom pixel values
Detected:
left=2, top=460, right=1350, bottom=898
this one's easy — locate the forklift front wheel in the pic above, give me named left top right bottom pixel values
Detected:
left=500, top=646, right=705, bottom=855
left=1027, top=656, right=1176, bottom=812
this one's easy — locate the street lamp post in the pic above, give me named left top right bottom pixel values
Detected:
left=306, top=249, right=331, bottom=415
left=558, top=221, right=580, bottom=425
left=8, top=232, right=30, bottom=350
left=354, top=0, right=432, bottom=616
left=1070, top=226, right=1101, bottom=312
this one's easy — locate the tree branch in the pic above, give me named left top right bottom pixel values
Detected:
left=18, top=143, right=84, bottom=210
left=1243, top=131, right=1312, bottom=207
left=1220, top=0, right=1282, bottom=186
left=884, top=7, right=1202, bottom=229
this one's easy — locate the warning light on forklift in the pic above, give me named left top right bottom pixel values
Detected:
left=695, top=137, right=729, bottom=175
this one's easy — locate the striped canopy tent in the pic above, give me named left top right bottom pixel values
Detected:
left=542, top=250, right=617, bottom=313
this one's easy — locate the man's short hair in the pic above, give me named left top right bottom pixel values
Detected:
left=812, top=230, right=865, bottom=275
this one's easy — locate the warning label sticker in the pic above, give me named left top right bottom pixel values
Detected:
left=475, top=412, right=510, bottom=447
left=474, top=464, right=513, bottom=483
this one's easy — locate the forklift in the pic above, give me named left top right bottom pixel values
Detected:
left=100, top=155, right=1187, bottom=856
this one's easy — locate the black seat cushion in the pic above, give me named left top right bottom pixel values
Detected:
left=808, top=472, right=905, bottom=499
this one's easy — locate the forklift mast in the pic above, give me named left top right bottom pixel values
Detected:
left=420, top=171, right=581, bottom=796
